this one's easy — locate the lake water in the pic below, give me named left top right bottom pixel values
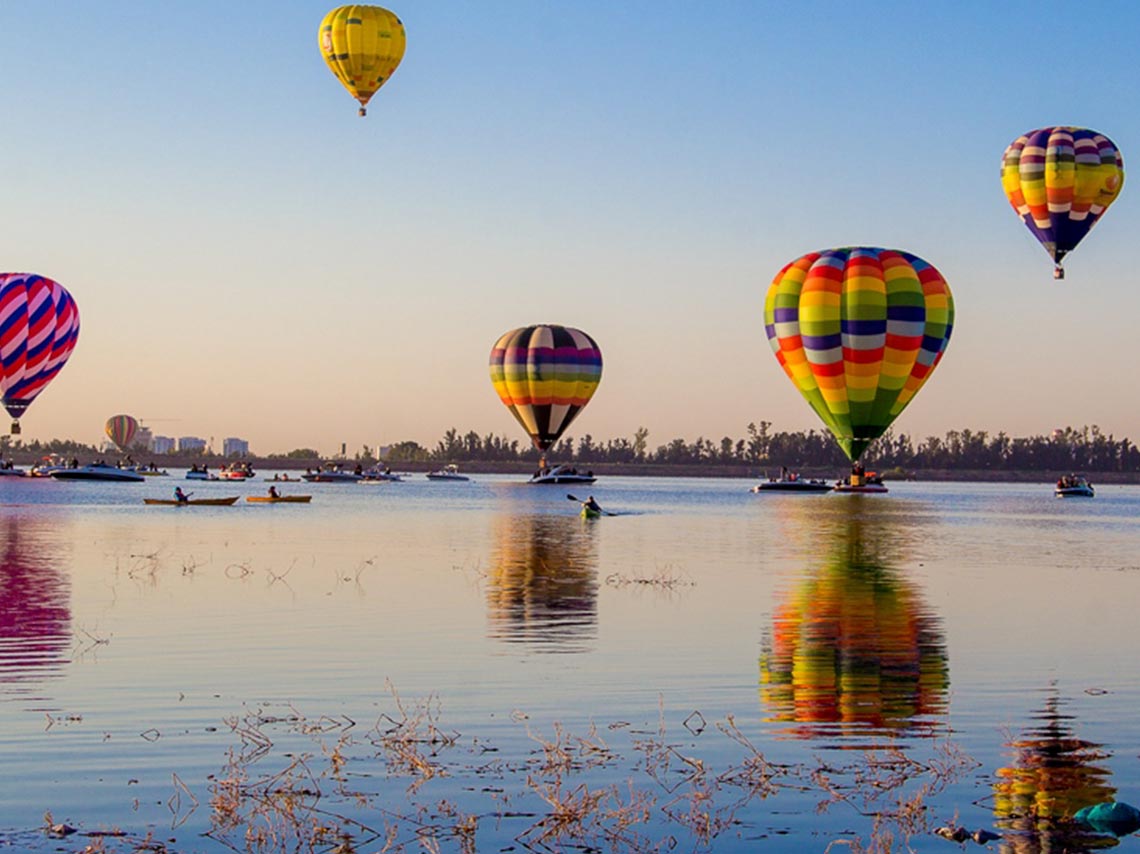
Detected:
left=2, top=472, right=1139, bottom=853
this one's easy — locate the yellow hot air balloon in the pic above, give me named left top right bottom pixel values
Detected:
left=319, top=5, right=406, bottom=116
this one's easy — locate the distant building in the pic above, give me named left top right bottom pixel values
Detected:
left=223, top=437, right=250, bottom=457
left=152, top=436, right=175, bottom=454
left=178, top=436, right=207, bottom=453
left=135, top=426, right=153, bottom=450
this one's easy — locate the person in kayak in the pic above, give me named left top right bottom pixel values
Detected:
left=174, top=486, right=190, bottom=504
left=268, top=485, right=280, bottom=499
left=583, top=496, right=602, bottom=515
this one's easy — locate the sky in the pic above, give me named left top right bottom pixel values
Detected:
left=4, top=1, right=1140, bottom=456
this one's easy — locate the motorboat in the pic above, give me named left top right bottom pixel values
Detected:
left=0, top=463, right=25, bottom=477
left=302, top=467, right=363, bottom=483
left=29, top=455, right=70, bottom=477
left=1055, top=475, right=1095, bottom=498
left=528, top=464, right=596, bottom=485
left=359, top=471, right=404, bottom=483
left=750, top=471, right=832, bottom=493
left=219, top=463, right=255, bottom=481
left=833, top=471, right=889, bottom=494
left=51, top=464, right=146, bottom=482
left=186, top=468, right=219, bottom=481
left=426, top=464, right=469, bottom=482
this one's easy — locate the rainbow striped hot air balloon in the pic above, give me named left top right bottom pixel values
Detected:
left=105, top=414, right=139, bottom=451
left=1002, top=126, right=1124, bottom=279
left=489, top=325, right=602, bottom=459
left=0, top=273, right=80, bottom=435
left=764, top=248, right=953, bottom=462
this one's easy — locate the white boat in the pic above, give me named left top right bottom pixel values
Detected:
left=1055, top=475, right=1094, bottom=498
left=359, top=468, right=403, bottom=483
left=528, top=464, right=596, bottom=485
left=426, top=465, right=469, bottom=482
left=832, top=470, right=888, bottom=494
left=51, top=464, right=146, bottom=482
left=302, top=466, right=363, bottom=483
left=218, top=463, right=255, bottom=481
left=750, top=476, right=832, bottom=493
left=186, top=469, right=219, bottom=481
left=29, top=455, right=70, bottom=477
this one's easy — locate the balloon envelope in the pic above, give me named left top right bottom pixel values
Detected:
left=319, top=5, right=406, bottom=115
left=105, top=414, right=139, bottom=450
left=0, top=274, right=80, bottom=432
left=489, top=325, right=602, bottom=453
left=1002, top=126, right=1124, bottom=275
left=764, top=248, right=953, bottom=461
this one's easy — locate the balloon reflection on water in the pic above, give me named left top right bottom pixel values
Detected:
left=992, top=692, right=1119, bottom=853
left=485, top=514, right=598, bottom=653
left=0, top=515, right=71, bottom=701
left=760, top=504, right=948, bottom=740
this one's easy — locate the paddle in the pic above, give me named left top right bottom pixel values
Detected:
left=566, top=493, right=616, bottom=516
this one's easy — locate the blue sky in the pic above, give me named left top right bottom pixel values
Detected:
left=4, top=1, right=1139, bottom=454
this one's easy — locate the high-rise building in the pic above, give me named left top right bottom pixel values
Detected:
left=152, top=436, right=175, bottom=454
left=223, top=437, right=250, bottom=457
left=178, top=436, right=207, bottom=453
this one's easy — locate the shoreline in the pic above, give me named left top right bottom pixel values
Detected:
left=5, top=452, right=1139, bottom=484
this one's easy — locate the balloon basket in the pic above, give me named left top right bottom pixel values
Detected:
left=9, top=420, right=20, bottom=435
left=1053, top=265, right=1065, bottom=280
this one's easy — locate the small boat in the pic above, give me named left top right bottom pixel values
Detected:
left=1055, top=475, right=1095, bottom=498
left=359, top=468, right=403, bottom=483
left=51, top=464, right=146, bottom=482
left=529, top=464, right=596, bottom=485
left=264, top=475, right=302, bottom=482
left=750, top=471, right=832, bottom=493
left=186, top=467, right=219, bottom=481
left=246, top=495, right=313, bottom=503
left=29, top=455, right=69, bottom=477
left=137, top=468, right=169, bottom=477
left=143, top=496, right=239, bottom=506
left=0, top=464, right=25, bottom=477
left=426, top=464, right=469, bottom=482
left=303, top=470, right=361, bottom=483
left=219, top=463, right=255, bottom=481
left=833, top=472, right=889, bottom=494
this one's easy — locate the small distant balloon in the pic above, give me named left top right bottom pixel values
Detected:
left=319, top=5, right=406, bottom=116
left=105, top=414, right=139, bottom=451
left=1001, top=126, right=1124, bottom=279
left=489, top=325, right=603, bottom=455
left=764, top=247, right=954, bottom=462
left=0, top=273, right=80, bottom=435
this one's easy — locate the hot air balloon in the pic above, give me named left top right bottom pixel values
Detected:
left=105, top=414, right=139, bottom=451
left=764, top=248, right=953, bottom=462
left=0, top=274, right=80, bottom=435
left=1001, top=126, right=1124, bottom=279
left=489, top=325, right=602, bottom=463
left=319, top=5, right=406, bottom=116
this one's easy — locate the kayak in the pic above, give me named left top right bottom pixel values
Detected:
left=246, top=495, right=312, bottom=503
left=143, top=497, right=239, bottom=506
left=580, top=505, right=602, bottom=519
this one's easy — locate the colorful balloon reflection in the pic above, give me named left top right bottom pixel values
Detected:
left=485, top=514, right=598, bottom=652
left=0, top=516, right=71, bottom=703
left=760, top=512, right=948, bottom=740
left=993, top=692, right=1118, bottom=852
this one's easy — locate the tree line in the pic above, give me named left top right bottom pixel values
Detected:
left=386, top=423, right=1140, bottom=473
left=4, top=424, right=1138, bottom=472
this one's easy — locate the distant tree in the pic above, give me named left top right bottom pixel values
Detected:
left=386, top=441, right=429, bottom=462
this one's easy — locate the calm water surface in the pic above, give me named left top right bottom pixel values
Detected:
left=2, top=473, right=1139, bottom=852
